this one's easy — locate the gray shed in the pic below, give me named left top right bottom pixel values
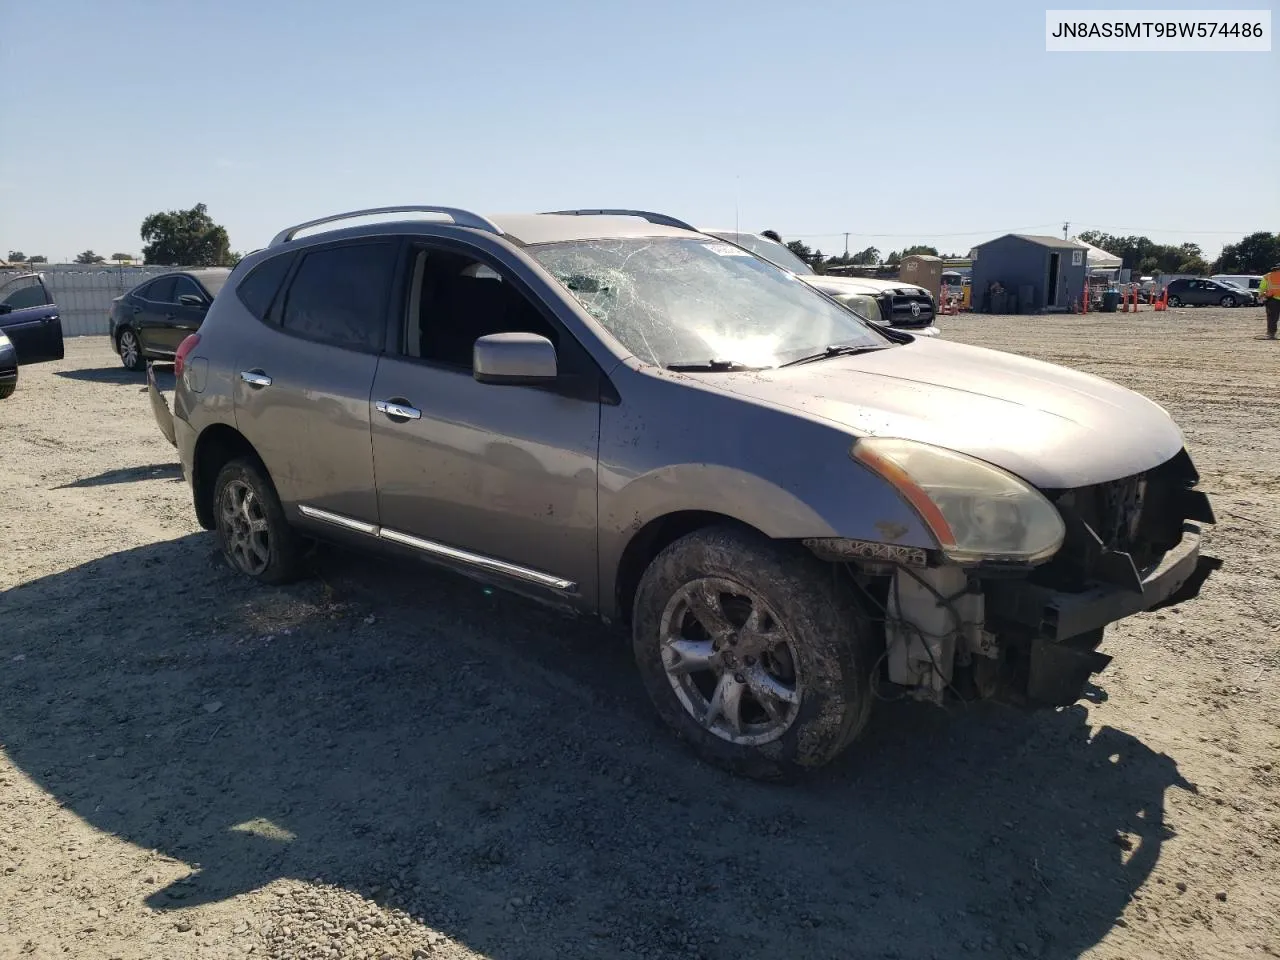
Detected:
left=970, top=234, right=1090, bottom=313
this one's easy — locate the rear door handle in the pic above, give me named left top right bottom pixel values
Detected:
left=375, top=399, right=422, bottom=421
left=240, top=370, right=272, bottom=388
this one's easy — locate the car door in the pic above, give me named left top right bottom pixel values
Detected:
left=0, top=274, right=64, bottom=364
left=168, top=274, right=210, bottom=346
left=231, top=238, right=399, bottom=528
left=134, top=275, right=178, bottom=354
left=369, top=240, right=601, bottom=606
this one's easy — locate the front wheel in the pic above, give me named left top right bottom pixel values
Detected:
left=1220, top=295, right=1236, bottom=307
left=212, top=458, right=304, bottom=585
left=632, top=525, right=875, bottom=780
left=117, top=328, right=145, bottom=371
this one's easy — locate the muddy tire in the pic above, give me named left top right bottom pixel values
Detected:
left=117, top=328, right=145, bottom=371
left=212, top=457, right=304, bottom=585
left=632, top=525, right=876, bottom=781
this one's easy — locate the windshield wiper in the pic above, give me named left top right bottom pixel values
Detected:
left=778, top=343, right=889, bottom=368
left=665, top=359, right=765, bottom=372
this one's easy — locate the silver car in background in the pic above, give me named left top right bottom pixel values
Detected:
left=148, top=205, right=1218, bottom=779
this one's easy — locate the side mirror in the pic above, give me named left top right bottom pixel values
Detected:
left=473, top=332, right=558, bottom=386
left=178, top=294, right=205, bottom=307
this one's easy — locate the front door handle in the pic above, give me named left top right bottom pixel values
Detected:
left=375, top=399, right=422, bottom=421
left=240, top=370, right=272, bottom=388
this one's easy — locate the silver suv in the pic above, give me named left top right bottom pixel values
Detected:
left=148, top=205, right=1218, bottom=779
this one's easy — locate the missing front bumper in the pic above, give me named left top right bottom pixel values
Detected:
left=984, top=524, right=1220, bottom=642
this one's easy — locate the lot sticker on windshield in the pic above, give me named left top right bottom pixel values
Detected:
left=702, top=242, right=752, bottom=257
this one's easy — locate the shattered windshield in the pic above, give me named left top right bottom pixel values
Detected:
left=705, top=231, right=816, bottom=275
left=530, top=237, right=890, bottom=369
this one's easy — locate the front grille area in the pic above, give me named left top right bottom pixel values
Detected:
left=1032, top=449, right=1204, bottom=591
left=878, top=290, right=935, bottom=327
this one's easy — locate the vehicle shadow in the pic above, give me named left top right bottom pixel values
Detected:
left=56, top=366, right=172, bottom=385
left=1, top=535, right=1194, bottom=960
left=54, top=462, right=183, bottom=488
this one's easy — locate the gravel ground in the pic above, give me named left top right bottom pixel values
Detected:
left=2, top=306, right=1278, bottom=960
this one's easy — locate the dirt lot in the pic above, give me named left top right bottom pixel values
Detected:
left=2, top=307, right=1278, bottom=960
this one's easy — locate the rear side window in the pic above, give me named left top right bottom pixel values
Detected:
left=236, top=253, right=295, bottom=322
left=172, top=276, right=203, bottom=301
left=279, top=242, right=397, bottom=352
left=144, top=276, right=177, bottom=303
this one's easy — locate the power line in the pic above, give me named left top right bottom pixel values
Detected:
left=777, top=224, right=1259, bottom=241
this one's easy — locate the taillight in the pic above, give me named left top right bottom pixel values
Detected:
left=174, top=334, right=201, bottom=378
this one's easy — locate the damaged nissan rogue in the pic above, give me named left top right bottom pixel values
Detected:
left=148, top=206, right=1220, bottom=780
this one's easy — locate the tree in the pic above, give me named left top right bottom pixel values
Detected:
left=140, top=202, right=232, bottom=266
left=6, top=251, right=24, bottom=263
left=1214, top=231, right=1280, bottom=273
left=110, top=253, right=135, bottom=263
left=75, top=250, right=106, bottom=264
left=28, top=255, right=47, bottom=263
left=851, top=246, right=880, bottom=265
left=901, top=244, right=939, bottom=258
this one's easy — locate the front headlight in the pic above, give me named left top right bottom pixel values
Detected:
left=833, top=292, right=882, bottom=324
left=852, top=437, right=1065, bottom=565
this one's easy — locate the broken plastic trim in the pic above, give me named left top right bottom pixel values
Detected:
left=803, top=537, right=930, bottom=568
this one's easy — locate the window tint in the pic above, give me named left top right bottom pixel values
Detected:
left=404, top=248, right=559, bottom=368
left=172, top=276, right=203, bottom=301
left=236, top=253, right=294, bottom=322
left=280, top=243, right=397, bottom=351
left=144, top=276, right=177, bottom=303
left=1, top=279, right=51, bottom=310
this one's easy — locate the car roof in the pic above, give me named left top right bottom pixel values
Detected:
left=488, top=213, right=700, bottom=245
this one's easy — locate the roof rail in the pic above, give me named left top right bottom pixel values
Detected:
left=269, top=206, right=504, bottom=247
left=541, top=209, right=697, bottom=231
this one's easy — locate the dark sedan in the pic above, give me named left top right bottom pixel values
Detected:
left=1165, top=277, right=1252, bottom=308
left=109, top=268, right=231, bottom=370
left=0, top=272, right=65, bottom=398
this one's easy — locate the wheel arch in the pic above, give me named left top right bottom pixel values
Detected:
left=612, top=511, right=769, bottom=625
left=191, top=423, right=272, bottom=530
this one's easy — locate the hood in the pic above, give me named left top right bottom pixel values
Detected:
left=699, top=338, right=1183, bottom=489
left=802, top=275, right=929, bottom=296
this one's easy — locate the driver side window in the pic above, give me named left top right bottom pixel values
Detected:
left=1, top=277, right=52, bottom=310
left=403, top=248, right=560, bottom=369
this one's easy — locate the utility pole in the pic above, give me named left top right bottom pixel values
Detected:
left=844, top=232, right=849, bottom=258
left=1062, top=221, right=1070, bottom=240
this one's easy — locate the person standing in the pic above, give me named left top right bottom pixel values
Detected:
left=1261, top=264, right=1280, bottom=339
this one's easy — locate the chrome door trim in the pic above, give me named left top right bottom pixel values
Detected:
left=298, top=504, right=379, bottom=536
left=378, top=527, right=577, bottom=593
left=295, top=504, right=577, bottom=594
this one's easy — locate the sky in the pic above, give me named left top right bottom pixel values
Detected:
left=1, top=0, right=1276, bottom=262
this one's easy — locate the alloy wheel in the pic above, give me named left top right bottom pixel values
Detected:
left=658, top=577, right=802, bottom=745
left=119, top=331, right=140, bottom=368
left=218, top=479, right=271, bottom=575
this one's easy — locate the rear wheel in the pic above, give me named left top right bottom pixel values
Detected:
left=632, top=525, right=876, bottom=780
left=1167, top=296, right=1183, bottom=307
left=212, top=458, right=304, bottom=584
left=1220, top=295, right=1236, bottom=307
left=117, top=328, right=144, bottom=371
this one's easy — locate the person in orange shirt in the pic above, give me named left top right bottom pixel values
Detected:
left=1260, top=264, right=1280, bottom=339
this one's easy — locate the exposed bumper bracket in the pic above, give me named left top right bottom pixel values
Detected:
left=986, top=524, right=1219, bottom=642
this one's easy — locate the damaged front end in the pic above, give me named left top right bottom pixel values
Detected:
left=814, top=447, right=1221, bottom=709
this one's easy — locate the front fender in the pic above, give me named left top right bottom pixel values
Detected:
left=593, top=391, right=936, bottom=624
